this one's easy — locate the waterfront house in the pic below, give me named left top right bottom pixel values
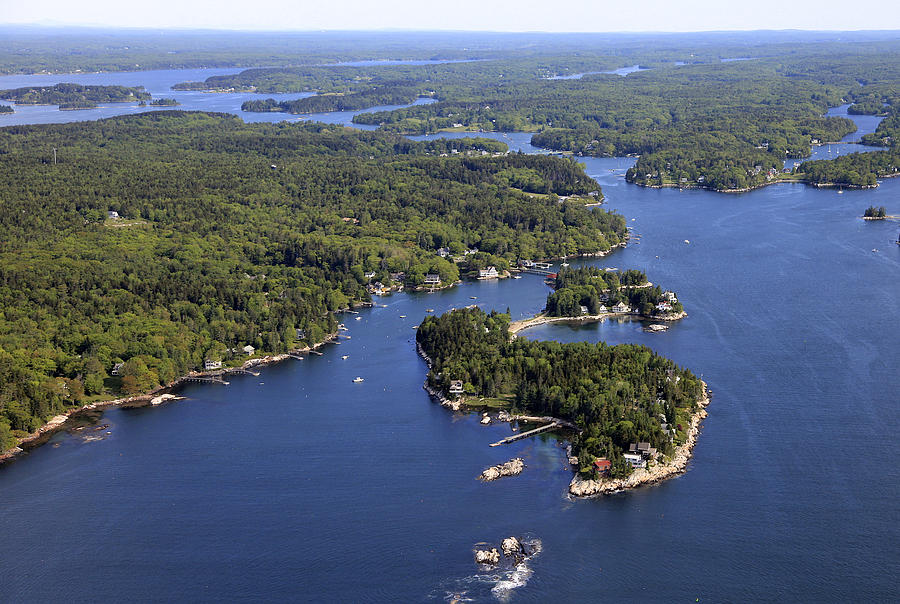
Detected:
left=629, top=442, right=658, bottom=460
left=623, top=453, right=646, bottom=468
left=449, top=380, right=464, bottom=395
left=478, top=266, right=499, bottom=279
left=364, top=271, right=376, bottom=280
left=612, top=301, right=630, bottom=313
left=597, top=305, right=609, bottom=314
left=242, top=345, right=255, bottom=356
left=389, top=272, right=405, bottom=282
left=111, top=362, right=124, bottom=376
left=107, top=210, right=120, bottom=219
left=663, top=291, right=677, bottom=302
left=656, top=302, right=673, bottom=313
left=204, top=359, right=222, bottom=371
left=593, top=458, right=612, bottom=476
left=424, top=274, right=442, bottom=286
left=296, top=328, right=306, bottom=340
left=580, top=305, right=589, bottom=315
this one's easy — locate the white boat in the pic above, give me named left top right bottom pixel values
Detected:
left=399, top=315, right=406, bottom=318
left=684, top=239, right=691, bottom=244
left=513, top=275, right=522, bottom=279
left=353, top=377, right=364, bottom=383
left=342, top=355, right=349, bottom=360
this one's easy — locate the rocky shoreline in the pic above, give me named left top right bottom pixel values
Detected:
left=0, top=332, right=339, bottom=468
left=568, top=381, right=711, bottom=498
left=508, top=309, right=686, bottom=337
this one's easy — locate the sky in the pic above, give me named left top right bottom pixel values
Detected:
left=2, top=0, right=899, bottom=32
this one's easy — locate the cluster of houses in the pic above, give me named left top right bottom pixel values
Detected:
left=365, top=271, right=405, bottom=296
left=593, top=435, right=676, bottom=476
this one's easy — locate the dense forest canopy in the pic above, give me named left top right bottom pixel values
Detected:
left=416, top=308, right=703, bottom=478
left=174, top=41, right=900, bottom=191
left=0, top=111, right=625, bottom=450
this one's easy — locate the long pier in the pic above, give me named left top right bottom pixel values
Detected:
left=489, top=421, right=561, bottom=447
left=182, top=375, right=229, bottom=385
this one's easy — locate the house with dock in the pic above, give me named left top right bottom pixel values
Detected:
left=204, top=359, right=222, bottom=371
left=449, top=380, right=464, bottom=395
left=424, top=274, right=442, bottom=287
left=242, top=345, right=255, bottom=356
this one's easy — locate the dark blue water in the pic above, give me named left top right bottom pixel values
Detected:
left=1, top=72, right=899, bottom=603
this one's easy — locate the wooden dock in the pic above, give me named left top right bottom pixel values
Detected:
left=183, top=375, right=229, bottom=385
left=489, top=421, right=561, bottom=447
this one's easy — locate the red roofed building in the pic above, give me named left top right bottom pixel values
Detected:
left=593, top=458, right=611, bottom=476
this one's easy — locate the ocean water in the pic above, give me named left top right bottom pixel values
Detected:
left=0, top=72, right=898, bottom=603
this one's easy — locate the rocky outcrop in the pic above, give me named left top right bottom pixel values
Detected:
left=475, top=548, right=500, bottom=565
left=479, top=458, right=524, bottom=481
left=501, top=537, right=521, bottom=557
left=569, top=381, right=711, bottom=497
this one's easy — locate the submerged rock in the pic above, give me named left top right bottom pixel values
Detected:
left=479, top=457, right=524, bottom=481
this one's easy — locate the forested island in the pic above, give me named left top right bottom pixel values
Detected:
left=242, top=88, right=422, bottom=113
left=546, top=267, right=684, bottom=319
left=0, top=83, right=151, bottom=105
left=0, top=111, right=625, bottom=453
left=416, top=307, right=706, bottom=490
left=0, top=104, right=12, bottom=114
left=863, top=206, right=889, bottom=219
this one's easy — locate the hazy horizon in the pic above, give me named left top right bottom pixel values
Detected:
left=3, top=0, right=899, bottom=33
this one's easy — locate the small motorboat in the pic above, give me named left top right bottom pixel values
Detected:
left=353, top=377, right=364, bottom=383
left=342, top=355, right=349, bottom=360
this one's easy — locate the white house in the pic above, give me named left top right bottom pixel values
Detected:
left=111, top=362, right=124, bottom=376
left=580, top=305, right=589, bottom=315
left=107, top=210, right=120, bottom=219
left=623, top=453, right=646, bottom=468
left=364, top=271, right=376, bottom=280
left=242, top=345, right=255, bottom=356
left=663, top=291, right=678, bottom=302
left=204, top=359, right=222, bottom=371
left=656, top=302, right=673, bottom=313
left=449, top=380, right=464, bottom=395
left=437, top=247, right=451, bottom=258
left=612, top=301, right=630, bottom=313
left=478, top=266, right=499, bottom=279
left=424, top=274, right=442, bottom=285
